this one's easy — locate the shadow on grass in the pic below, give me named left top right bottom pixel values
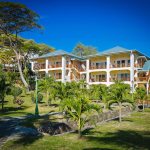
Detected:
left=84, top=130, right=150, bottom=150
left=0, top=106, right=32, bottom=117
left=13, top=134, right=43, bottom=146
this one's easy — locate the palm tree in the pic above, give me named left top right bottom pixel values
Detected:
left=61, top=95, right=100, bottom=138
left=38, top=77, right=55, bottom=106
left=90, top=84, right=109, bottom=111
left=134, top=87, right=147, bottom=111
left=108, top=80, right=133, bottom=122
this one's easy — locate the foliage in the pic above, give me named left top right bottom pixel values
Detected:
left=134, top=87, right=147, bottom=111
left=60, top=81, right=100, bottom=137
left=14, top=98, right=24, bottom=107
left=108, top=80, right=133, bottom=122
left=134, top=87, right=147, bottom=100
left=38, top=77, right=57, bottom=105
left=61, top=95, right=100, bottom=137
left=10, top=86, right=22, bottom=103
left=0, top=1, right=42, bottom=90
left=0, top=66, right=9, bottom=110
left=72, top=42, right=97, bottom=57
left=31, top=92, right=43, bottom=103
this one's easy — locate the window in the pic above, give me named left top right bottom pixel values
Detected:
left=128, top=60, right=130, bottom=66
left=117, top=61, right=121, bottom=67
left=122, top=60, right=125, bottom=67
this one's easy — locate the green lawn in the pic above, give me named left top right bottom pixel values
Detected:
left=2, top=109, right=150, bottom=150
left=0, top=94, right=59, bottom=118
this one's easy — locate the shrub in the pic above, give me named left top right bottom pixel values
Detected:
left=31, top=92, right=43, bottom=103
left=14, top=98, right=24, bottom=107
left=11, top=86, right=22, bottom=103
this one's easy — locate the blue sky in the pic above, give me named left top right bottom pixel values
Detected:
left=9, top=0, right=150, bottom=55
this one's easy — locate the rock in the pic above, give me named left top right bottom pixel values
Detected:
left=38, top=122, right=72, bottom=135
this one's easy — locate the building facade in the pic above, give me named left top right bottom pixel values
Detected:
left=31, top=46, right=150, bottom=94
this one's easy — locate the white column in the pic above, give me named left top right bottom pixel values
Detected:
left=68, top=61, right=71, bottom=82
left=62, top=56, right=66, bottom=83
left=146, top=82, right=149, bottom=95
left=130, top=51, right=135, bottom=90
left=106, top=56, right=110, bottom=86
left=45, top=59, right=49, bottom=76
left=86, top=59, right=90, bottom=84
left=31, top=62, right=34, bottom=71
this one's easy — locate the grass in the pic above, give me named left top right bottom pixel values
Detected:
left=1, top=108, right=150, bottom=150
left=0, top=93, right=59, bottom=118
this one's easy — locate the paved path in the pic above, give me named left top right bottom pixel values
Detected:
left=0, top=112, right=63, bottom=149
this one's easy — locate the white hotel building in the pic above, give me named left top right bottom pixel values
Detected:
left=31, top=46, right=150, bottom=94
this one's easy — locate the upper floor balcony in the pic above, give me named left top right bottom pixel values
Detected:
left=90, top=65, right=106, bottom=70
left=48, top=62, right=62, bottom=68
left=110, top=60, right=130, bottom=68
left=33, top=63, right=45, bottom=70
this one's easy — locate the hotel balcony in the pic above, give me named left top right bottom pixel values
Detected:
left=135, top=77, right=148, bottom=82
left=33, top=63, right=45, bottom=70
left=48, top=63, right=62, bottom=68
left=110, top=63, right=130, bottom=68
left=90, top=78, right=107, bottom=82
left=134, top=63, right=145, bottom=68
left=89, top=65, right=106, bottom=70
left=110, top=77, right=130, bottom=82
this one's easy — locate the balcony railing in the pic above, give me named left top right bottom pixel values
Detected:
left=90, top=78, right=107, bottom=82
left=72, top=64, right=86, bottom=72
left=134, top=64, right=144, bottom=68
left=48, top=64, right=62, bottom=68
left=136, top=77, right=147, bottom=82
left=34, top=63, right=45, bottom=70
left=110, top=63, right=130, bottom=68
left=90, top=65, right=106, bottom=70
left=55, top=76, right=62, bottom=80
left=110, top=77, right=130, bottom=82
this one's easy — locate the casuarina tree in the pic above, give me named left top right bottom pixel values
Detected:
left=0, top=2, right=41, bottom=90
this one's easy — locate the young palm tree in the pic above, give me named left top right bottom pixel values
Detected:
left=108, top=80, right=133, bottom=122
left=61, top=95, right=100, bottom=138
left=38, top=77, right=55, bottom=106
left=134, top=87, right=147, bottom=111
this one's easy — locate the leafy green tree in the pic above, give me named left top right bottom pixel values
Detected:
left=134, top=87, right=147, bottom=111
left=0, top=66, right=9, bottom=110
left=10, top=86, right=22, bottom=103
left=0, top=2, right=41, bottom=90
left=61, top=95, right=100, bottom=137
left=39, top=77, right=56, bottom=106
left=90, top=84, right=109, bottom=111
left=108, top=81, right=133, bottom=122
left=72, top=42, right=97, bottom=57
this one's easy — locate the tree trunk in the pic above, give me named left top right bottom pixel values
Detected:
left=119, top=102, right=122, bottom=122
left=7, top=36, right=29, bottom=91
left=17, top=59, right=29, bottom=91
left=1, top=98, right=4, bottom=111
left=142, top=100, right=145, bottom=112
left=46, top=91, right=49, bottom=106
left=78, top=118, right=82, bottom=138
